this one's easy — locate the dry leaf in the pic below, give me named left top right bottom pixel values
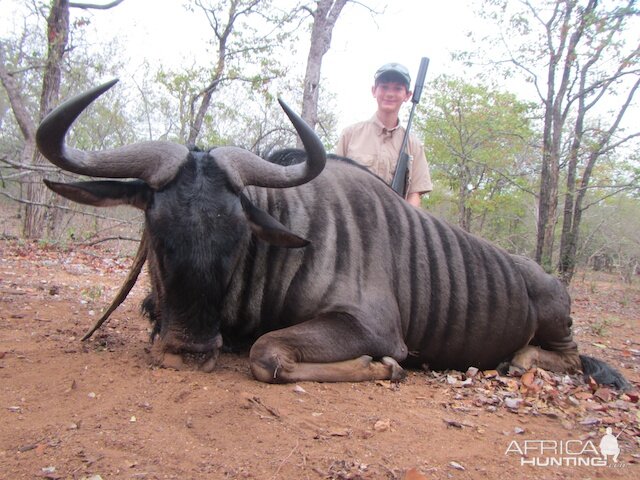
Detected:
left=594, top=388, right=613, bottom=402
left=573, top=391, right=593, bottom=400
left=521, top=370, right=535, bottom=388
left=624, top=391, right=639, bottom=403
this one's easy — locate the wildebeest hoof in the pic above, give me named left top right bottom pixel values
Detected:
left=159, top=352, right=185, bottom=370
left=199, top=350, right=220, bottom=373
left=199, top=334, right=223, bottom=372
left=357, top=355, right=374, bottom=365
left=150, top=341, right=184, bottom=370
left=382, top=356, right=405, bottom=381
left=152, top=348, right=220, bottom=373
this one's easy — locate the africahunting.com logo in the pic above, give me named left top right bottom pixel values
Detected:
left=505, top=427, right=629, bottom=467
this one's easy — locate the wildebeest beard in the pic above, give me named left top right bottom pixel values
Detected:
left=142, top=157, right=247, bottom=359
left=143, top=236, right=236, bottom=372
left=151, top=263, right=222, bottom=342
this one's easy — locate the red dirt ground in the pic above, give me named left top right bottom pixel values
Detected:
left=1, top=239, right=638, bottom=479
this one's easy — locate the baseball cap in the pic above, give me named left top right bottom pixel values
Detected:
left=374, top=63, right=411, bottom=88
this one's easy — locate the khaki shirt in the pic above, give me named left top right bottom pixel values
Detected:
left=335, top=115, right=433, bottom=195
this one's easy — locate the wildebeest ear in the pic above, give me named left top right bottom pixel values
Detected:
left=240, top=194, right=310, bottom=248
left=44, top=179, right=151, bottom=210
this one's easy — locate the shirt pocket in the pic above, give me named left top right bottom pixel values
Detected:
left=352, top=154, right=378, bottom=174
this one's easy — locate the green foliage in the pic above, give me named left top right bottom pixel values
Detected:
left=417, top=75, right=538, bottom=252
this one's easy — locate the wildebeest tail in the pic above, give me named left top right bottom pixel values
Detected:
left=579, top=355, right=631, bottom=390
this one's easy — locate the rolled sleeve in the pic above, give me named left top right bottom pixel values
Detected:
left=407, top=138, right=432, bottom=195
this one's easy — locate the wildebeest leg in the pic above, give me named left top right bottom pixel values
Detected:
left=511, top=337, right=581, bottom=373
left=251, top=354, right=403, bottom=383
left=249, top=313, right=408, bottom=383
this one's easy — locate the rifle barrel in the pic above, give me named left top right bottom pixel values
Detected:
left=390, top=57, right=430, bottom=197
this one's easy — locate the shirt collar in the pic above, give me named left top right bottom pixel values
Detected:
left=370, top=114, right=400, bottom=135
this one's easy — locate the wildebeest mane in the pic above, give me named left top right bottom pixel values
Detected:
left=267, top=148, right=394, bottom=191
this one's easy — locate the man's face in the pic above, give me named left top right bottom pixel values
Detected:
left=372, top=81, right=411, bottom=115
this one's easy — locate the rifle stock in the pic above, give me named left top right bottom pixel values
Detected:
left=391, top=57, right=430, bottom=197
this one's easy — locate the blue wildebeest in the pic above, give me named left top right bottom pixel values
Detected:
left=36, top=80, right=629, bottom=388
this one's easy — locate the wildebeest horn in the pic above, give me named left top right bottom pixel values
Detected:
left=213, top=98, right=326, bottom=189
left=36, top=79, right=189, bottom=189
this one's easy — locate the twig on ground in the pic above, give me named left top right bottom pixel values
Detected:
left=271, top=440, right=299, bottom=480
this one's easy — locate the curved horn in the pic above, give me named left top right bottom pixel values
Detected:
left=36, top=79, right=189, bottom=189
left=214, top=98, right=326, bottom=189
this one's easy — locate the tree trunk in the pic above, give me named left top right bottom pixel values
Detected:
left=558, top=140, right=580, bottom=284
left=458, top=181, right=467, bottom=231
left=539, top=120, right=562, bottom=271
left=188, top=87, right=216, bottom=147
left=298, top=0, right=347, bottom=145
left=557, top=4, right=637, bottom=284
left=535, top=0, right=587, bottom=272
left=186, top=0, right=238, bottom=147
left=23, top=0, right=70, bottom=238
left=534, top=11, right=562, bottom=270
left=559, top=75, right=640, bottom=284
left=558, top=63, right=588, bottom=284
left=535, top=92, right=562, bottom=272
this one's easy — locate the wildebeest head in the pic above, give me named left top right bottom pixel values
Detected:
left=36, top=79, right=326, bottom=370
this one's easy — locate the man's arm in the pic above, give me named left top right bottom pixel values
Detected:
left=406, top=138, right=432, bottom=204
left=407, top=192, right=422, bottom=208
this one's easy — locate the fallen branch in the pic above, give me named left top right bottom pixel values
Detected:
left=82, top=230, right=148, bottom=340
left=78, top=235, right=140, bottom=246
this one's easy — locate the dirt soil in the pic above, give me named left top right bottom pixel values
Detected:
left=1, top=238, right=639, bottom=480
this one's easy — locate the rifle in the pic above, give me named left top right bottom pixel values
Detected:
left=390, top=57, right=430, bottom=198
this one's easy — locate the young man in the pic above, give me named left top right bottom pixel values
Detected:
left=335, top=63, right=432, bottom=208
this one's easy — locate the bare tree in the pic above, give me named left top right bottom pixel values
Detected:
left=184, top=0, right=299, bottom=147
left=465, top=0, right=639, bottom=277
left=296, top=0, right=384, bottom=147
left=0, top=0, right=125, bottom=238
left=299, top=0, right=348, bottom=133
left=554, top=2, right=640, bottom=282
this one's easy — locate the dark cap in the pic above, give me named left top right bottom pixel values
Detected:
left=374, top=63, right=411, bottom=88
